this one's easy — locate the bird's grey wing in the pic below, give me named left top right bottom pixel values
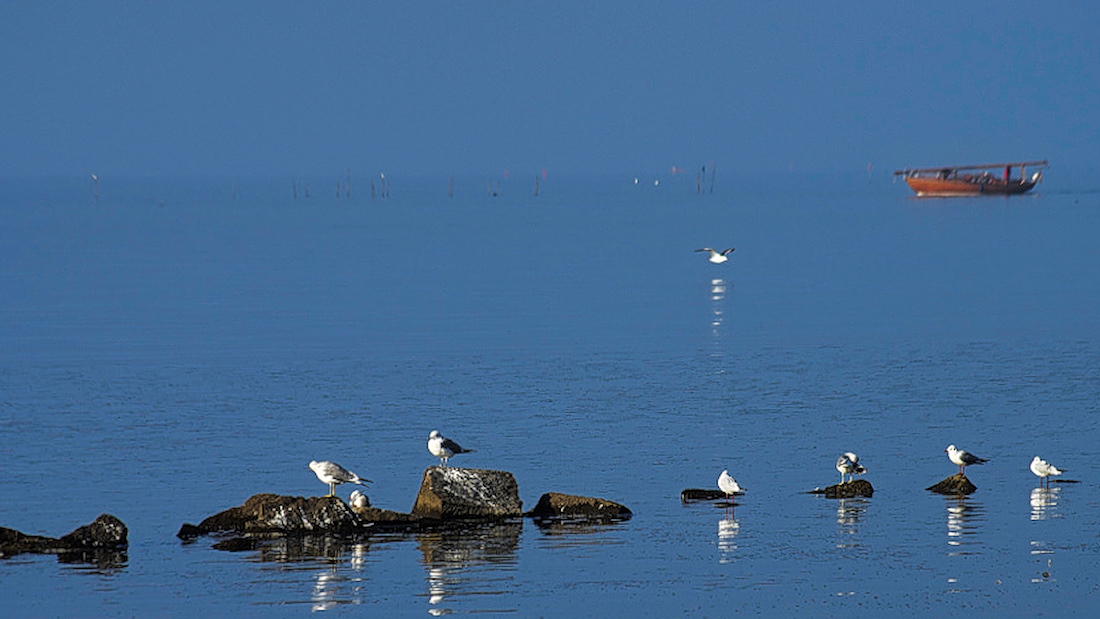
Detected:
left=324, top=462, right=355, bottom=481
left=442, top=438, right=468, bottom=453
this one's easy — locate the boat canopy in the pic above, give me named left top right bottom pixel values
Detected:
left=894, top=160, right=1048, bottom=176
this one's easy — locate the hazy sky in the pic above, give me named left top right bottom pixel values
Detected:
left=2, top=1, right=1097, bottom=178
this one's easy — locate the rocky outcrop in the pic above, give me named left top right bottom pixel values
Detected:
left=177, top=494, right=371, bottom=538
left=411, top=467, right=523, bottom=520
left=809, top=480, right=874, bottom=498
left=1, top=514, right=128, bottom=561
left=927, top=473, right=978, bottom=495
left=524, top=492, right=632, bottom=520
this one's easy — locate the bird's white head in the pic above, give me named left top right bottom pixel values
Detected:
left=429, top=430, right=440, bottom=439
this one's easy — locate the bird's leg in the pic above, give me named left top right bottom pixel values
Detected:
left=328, top=483, right=336, bottom=497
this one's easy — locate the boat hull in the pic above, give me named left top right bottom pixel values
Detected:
left=904, top=177, right=1038, bottom=197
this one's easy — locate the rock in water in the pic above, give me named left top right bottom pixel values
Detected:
left=411, top=467, right=522, bottom=520
left=680, top=489, right=727, bottom=502
left=1, top=513, right=128, bottom=560
left=525, top=492, right=632, bottom=519
left=178, top=494, right=370, bottom=537
left=58, top=514, right=128, bottom=549
left=927, top=473, right=978, bottom=495
left=819, top=479, right=874, bottom=499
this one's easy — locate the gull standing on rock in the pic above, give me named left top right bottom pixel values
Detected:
left=696, top=247, right=735, bottom=264
left=428, top=430, right=475, bottom=467
left=1030, top=456, right=1064, bottom=487
left=718, top=470, right=742, bottom=499
left=836, top=452, right=867, bottom=483
left=945, top=444, right=988, bottom=476
left=309, top=460, right=372, bottom=497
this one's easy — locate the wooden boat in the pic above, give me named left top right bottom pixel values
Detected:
left=894, top=160, right=1047, bottom=197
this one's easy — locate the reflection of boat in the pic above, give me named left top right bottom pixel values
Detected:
left=894, top=160, right=1047, bottom=197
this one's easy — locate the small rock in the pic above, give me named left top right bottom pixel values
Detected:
left=411, top=467, right=523, bottom=520
left=524, top=492, right=632, bottom=520
left=927, top=473, right=978, bottom=495
left=810, top=480, right=874, bottom=498
left=680, top=489, right=728, bottom=502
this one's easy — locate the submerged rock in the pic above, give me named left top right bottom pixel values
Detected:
left=680, top=488, right=728, bottom=502
left=927, top=473, right=978, bottom=495
left=177, top=493, right=371, bottom=538
left=351, top=505, right=426, bottom=529
left=809, top=479, right=874, bottom=498
left=525, top=492, right=632, bottom=520
left=411, top=467, right=523, bottom=520
left=1, top=514, right=128, bottom=562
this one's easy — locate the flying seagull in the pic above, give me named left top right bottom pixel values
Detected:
left=945, top=444, right=988, bottom=475
left=309, top=460, right=371, bottom=497
left=428, top=430, right=475, bottom=467
left=835, top=452, right=867, bottom=484
left=695, top=247, right=735, bottom=264
left=1030, top=456, right=1064, bottom=487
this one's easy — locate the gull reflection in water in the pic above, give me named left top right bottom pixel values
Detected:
left=945, top=496, right=985, bottom=557
left=311, top=564, right=342, bottom=612
left=1030, top=486, right=1062, bottom=583
left=1030, top=486, right=1061, bottom=521
left=717, top=516, right=740, bottom=563
left=835, top=498, right=869, bottom=549
left=710, top=278, right=727, bottom=332
left=418, top=522, right=521, bottom=616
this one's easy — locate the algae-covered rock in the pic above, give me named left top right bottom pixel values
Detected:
left=927, top=473, right=978, bottom=495
left=411, top=467, right=522, bottom=520
left=524, top=492, right=632, bottom=520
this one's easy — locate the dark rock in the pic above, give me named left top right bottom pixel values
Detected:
left=177, top=493, right=371, bottom=538
left=59, top=514, right=128, bottom=549
left=809, top=480, right=874, bottom=498
left=927, top=473, right=978, bottom=495
left=352, top=505, right=426, bottom=528
left=524, top=492, right=632, bottom=520
left=211, top=537, right=260, bottom=552
left=1, top=514, right=128, bottom=562
left=681, top=488, right=728, bottom=502
left=411, top=467, right=523, bottom=520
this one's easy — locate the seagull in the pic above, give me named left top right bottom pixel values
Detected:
left=836, top=452, right=867, bottom=483
left=718, top=470, right=742, bottom=499
left=309, top=460, right=372, bottom=497
left=945, top=444, right=988, bottom=475
left=695, top=247, right=735, bottom=264
left=428, top=430, right=475, bottom=467
left=1030, top=456, right=1064, bottom=487
left=349, top=489, right=370, bottom=509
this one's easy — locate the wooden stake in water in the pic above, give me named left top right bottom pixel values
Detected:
left=92, top=174, right=99, bottom=202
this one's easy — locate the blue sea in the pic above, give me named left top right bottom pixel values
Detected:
left=2, top=171, right=1099, bottom=616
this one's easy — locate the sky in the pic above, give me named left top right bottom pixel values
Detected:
left=2, top=1, right=1098, bottom=179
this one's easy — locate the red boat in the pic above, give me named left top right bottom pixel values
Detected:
left=894, top=160, right=1047, bottom=197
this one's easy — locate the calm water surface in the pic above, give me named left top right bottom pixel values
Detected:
left=2, top=174, right=1099, bottom=616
